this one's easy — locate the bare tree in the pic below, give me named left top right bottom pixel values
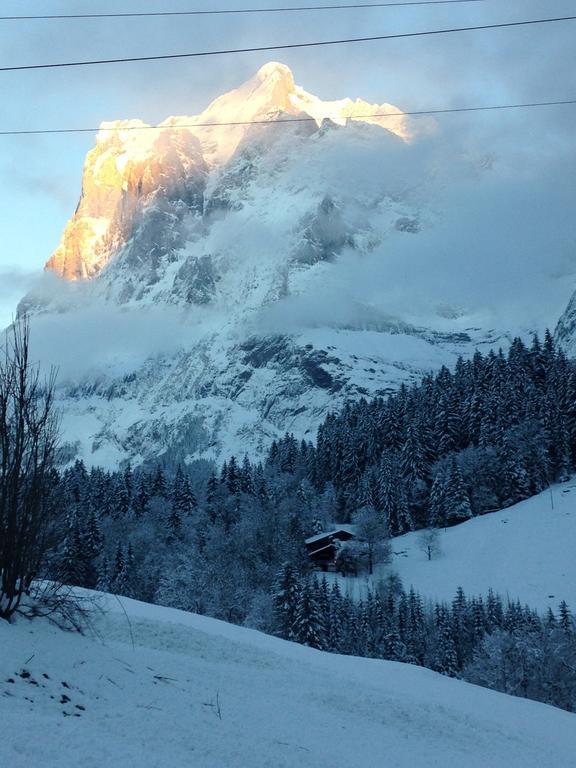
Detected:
left=0, top=319, right=60, bottom=620
left=418, top=528, right=441, bottom=562
left=353, top=505, right=391, bottom=575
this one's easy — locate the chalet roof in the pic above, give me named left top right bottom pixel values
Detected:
left=304, top=524, right=357, bottom=546
left=307, top=542, right=336, bottom=557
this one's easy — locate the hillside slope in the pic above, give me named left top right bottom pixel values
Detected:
left=330, top=479, right=576, bottom=612
left=1, top=594, right=575, bottom=768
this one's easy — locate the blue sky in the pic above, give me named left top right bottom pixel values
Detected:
left=1, top=0, right=575, bottom=326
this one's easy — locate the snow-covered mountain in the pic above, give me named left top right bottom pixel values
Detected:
left=2, top=592, right=575, bottom=768
left=44, top=62, right=409, bottom=286
left=19, top=62, right=570, bottom=468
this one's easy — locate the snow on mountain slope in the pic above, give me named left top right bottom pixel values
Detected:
left=17, top=62, right=573, bottom=467
left=1, top=593, right=575, bottom=768
left=51, top=325, right=489, bottom=469
left=328, top=479, right=576, bottom=612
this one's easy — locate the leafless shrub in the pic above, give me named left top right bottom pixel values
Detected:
left=0, top=318, right=60, bottom=621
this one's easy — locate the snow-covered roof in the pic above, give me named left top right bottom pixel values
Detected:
left=307, top=542, right=337, bottom=557
left=305, top=525, right=357, bottom=545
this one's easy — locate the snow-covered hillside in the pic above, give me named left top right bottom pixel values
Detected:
left=330, top=479, right=576, bottom=612
left=1, top=594, right=575, bottom=768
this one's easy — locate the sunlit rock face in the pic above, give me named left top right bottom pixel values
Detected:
left=45, top=62, right=408, bottom=288
left=46, top=127, right=208, bottom=281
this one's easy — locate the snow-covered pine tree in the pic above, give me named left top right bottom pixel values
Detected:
left=327, top=580, right=345, bottom=652
left=428, top=467, right=447, bottom=528
left=293, top=578, right=326, bottom=649
left=443, top=457, right=472, bottom=525
left=272, top=563, right=301, bottom=640
left=152, top=466, right=168, bottom=498
left=433, top=606, right=459, bottom=677
left=85, top=509, right=103, bottom=560
left=60, top=517, right=96, bottom=588
left=378, top=451, right=412, bottom=534
left=172, top=465, right=197, bottom=517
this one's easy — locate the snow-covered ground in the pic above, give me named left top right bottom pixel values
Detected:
left=330, top=480, right=576, bottom=612
left=1, top=592, right=575, bottom=768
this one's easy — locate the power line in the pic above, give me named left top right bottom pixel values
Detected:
left=1, top=98, right=574, bottom=136
left=0, top=1, right=489, bottom=22
left=1, top=15, right=575, bottom=72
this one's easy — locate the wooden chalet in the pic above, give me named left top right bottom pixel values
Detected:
left=305, top=525, right=357, bottom=571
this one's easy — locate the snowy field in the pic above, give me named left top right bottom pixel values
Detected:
left=1, top=593, right=576, bottom=768
left=330, top=480, right=576, bottom=612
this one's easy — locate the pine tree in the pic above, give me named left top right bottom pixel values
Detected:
left=471, top=596, right=486, bottom=636
left=451, top=586, right=472, bottom=667
left=293, top=579, right=325, bottom=649
left=110, top=541, right=127, bottom=594
left=406, top=587, right=426, bottom=663
left=85, top=510, right=103, bottom=559
left=379, top=451, right=412, bottom=534
left=240, top=455, right=254, bottom=494
left=545, top=607, right=557, bottom=630
left=172, top=465, right=197, bottom=517
left=434, top=607, right=459, bottom=677
left=279, top=433, right=299, bottom=474
left=499, top=441, right=530, bottom=507
left=315, top=577, right=331, bottom=634
left=97, top=555, right=110, bottom=591
left=428, top=468, right=447, bottom=527
left=559, top=601, right=574, bottom=635
left=132, top=474, right=150, bottom=517
left=167, top=503, right=182, bottom=537
left=60, top=518, right=95, bottom=588
left=435, top=389, right=461, bottom=455
left=114, top=477, right=130, bottom=517
left=401, top=421, right=430, bottom=485
left=226, top=456, right=241, bottom=494
left=272, top=564, right=301, bottom=640
left=327, top=581, right=345, bottom=652
left=123, top=462, right=133, bottom=501
left=485, top=589, right=504, bottom=630
left=444, top=458, right=472, bottom=525
left=152, top=467, right=168, bottom=498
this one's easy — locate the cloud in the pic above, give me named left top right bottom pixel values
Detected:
left=0, top=268, right=45, bottom=328
left=22, top=304, right=217, bottom=382
left=255, top=125, right=576, bottom=339
left=0, top=267, right=41, bottom=297
left=3, top=164, right=78, bottom=207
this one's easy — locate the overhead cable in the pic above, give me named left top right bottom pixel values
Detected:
left=0, top=1, right=489, bottom=22
left=2, top=98, right=575, bottom=136
left=1, top=15, right=575, bottom=72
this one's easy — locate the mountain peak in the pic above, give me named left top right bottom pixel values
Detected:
left=250, top=62, right=296, bottom=109
left=255, top=61, right=295, bottom=85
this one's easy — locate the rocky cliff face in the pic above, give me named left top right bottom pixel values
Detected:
left=46, top=126, right=207, bottom=281
left=22, top=63, right=514, bottom=468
